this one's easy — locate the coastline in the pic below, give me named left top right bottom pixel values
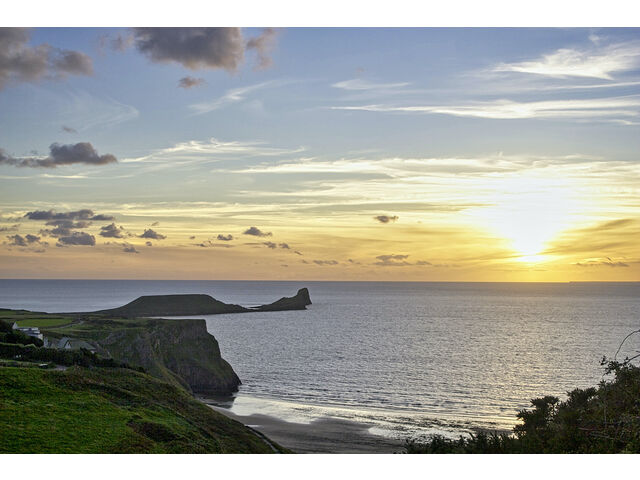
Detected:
left=207, top=404, right=406, bottom=454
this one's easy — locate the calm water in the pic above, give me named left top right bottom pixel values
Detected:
left=1, top=280, right=639, bottom=440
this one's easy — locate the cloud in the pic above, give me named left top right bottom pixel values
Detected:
left=330, top=95, right=640, bottom=121
left=332, top=79, right=410, bottom=91
left=0, top=142, right=117, bottom=168
left=374, top=215, right=399, bottom=223
left=0, top=27, right=93, bottom=90
left=5, top=233, right=43, bottom=247
left=178, top=76, right=205, bottom=89
left=40, top=219, right=92, bottom=238
left=374, top=254, right=411, bottom=266
left=196, top=240, right=233, bottom=248
left=243, top=226, right=272, bottom=237
left=188, top=81, right=278, bottom=115
left=313, top=259, right=339, bottom=266
left=100, top=32, right=134, bottom=52
left=123, top=137, right=303, bottom=164
left=279, top=243, right=290, bottom=249
left=99, top=223, right=126, bottom=238
left=91, top=213, right=116, bottom=221
left=61, top=125, right=77, bottom=134
left=122, top=243, right=139, bottom=254
left=132, top=27, right=245, bottom=72
left=217, top=234, right=233, bottom=241
left=575, top=257, right=630, bottom=267
left=25, top=209, right=114, bottom=221
left=264, top=241, right=277, bottom=249
left=139, top=228, right=166, bottom=240
left=56, top=232, right=95, bottom=246
left=246, top=28, right=278, bottom=70
left=145, top=241, right=152, bottom=247
left=151, top=221, right=160, bottom=226
left=0, top=224, right=19, bottom=232
left=492, top=41, right=640, bottom=80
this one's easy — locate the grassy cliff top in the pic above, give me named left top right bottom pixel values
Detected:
left=0, top=366, right=286, bottom=453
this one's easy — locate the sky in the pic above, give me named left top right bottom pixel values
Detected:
left=0, top=27, right=639, bottom=281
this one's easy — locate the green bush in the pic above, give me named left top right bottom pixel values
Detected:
left=407, top=360, right=640, bottom=454
left=0, top=342, right=144, bottom=372
left=0, top=331, right=44, bottom=347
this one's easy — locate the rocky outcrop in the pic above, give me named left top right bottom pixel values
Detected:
left=93, top=294, right=248, bottom=318
left=252, top=288, right=312, bottom=312
left=91, top=288, right=312, bottom=318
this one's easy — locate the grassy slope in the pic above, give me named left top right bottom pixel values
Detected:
left=0, top=366, right=286, bottom=453
left=1, top=310, right=241, bottom=395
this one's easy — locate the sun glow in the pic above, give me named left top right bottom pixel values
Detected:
left=469, top=174, right=584, bottom=262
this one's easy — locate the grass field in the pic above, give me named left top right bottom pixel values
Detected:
left=0, top=310, right=75, bottom=328
left=0, top=366, right=286, bottom=453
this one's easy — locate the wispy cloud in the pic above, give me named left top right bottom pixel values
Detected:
left=189, top=80, right=287, bottom=114
left=332, top=79, right=410, bottom=91
left=331, top=95, right=640, bottom=121
left=122, top=137, right=304, bottom=164
left=492, top=40, right=640, bottom=80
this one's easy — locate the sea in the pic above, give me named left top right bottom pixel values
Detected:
left=1, top=279, right=639, bottom=442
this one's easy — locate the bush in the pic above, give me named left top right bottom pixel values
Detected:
left=0, top=342, right=144, bottom=372
left=0, top=331, right=44, bottom=347
left=407, top=360, right=640, bottom=454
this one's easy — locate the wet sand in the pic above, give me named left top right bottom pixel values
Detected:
left=208, top=406, right=406, bottom=454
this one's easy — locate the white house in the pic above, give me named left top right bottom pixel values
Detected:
left=12, top=322, right=44, bottom=340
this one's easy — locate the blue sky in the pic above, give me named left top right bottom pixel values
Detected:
left=1, top=27, right=639, bottom=280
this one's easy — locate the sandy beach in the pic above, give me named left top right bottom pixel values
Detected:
left=208, top=405, right=406, bottom=454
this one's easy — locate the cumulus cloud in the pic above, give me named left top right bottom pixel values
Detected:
left=374, top=215, right=399, bottom=223
left=0, top=142, right=117, bottom=168
left=25, top=209, right=114, bottom=222
left=313, top=259, right=339, bottom=266
left=279, top=243, right=290, bottom=249
left=0, top=28, right=93, bottom=90
left=178, top=76, right=205, bottom=89
left=122, top=243, right=139, bottom=254
left=246, top=28, right=278, bottom=70
left=0, top=224, right=19, bottom=232
left=56, top=232, right=95, bottom=246
left=132, top=28, right=245, bottom=72
left=374, top=254, right=411, bottom=266
left=196, top=239, right=233, bottom=248
left=243, top=226, right=272, bottom=237
left=264, top=241, right=277, bottom=249
left=217, top=234, right=233, bottom=241
left=99, top=223, right=126, bottom=238
left=40, top=219, right=91, bottom=238
left=130, top=28, right=279, bottom=73
left=5, top=233, right=43, bottom=247
left=139, top=229, right=166, bottom=240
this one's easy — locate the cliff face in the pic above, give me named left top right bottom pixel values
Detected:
left=47, top=317, right=241, bottom=395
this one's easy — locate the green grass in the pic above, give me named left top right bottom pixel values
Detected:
left=15, top=317, right=74, bottom=328
left=0, top=366, right=287, bottom=453
left=0, top=309, right=75, bottom=328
